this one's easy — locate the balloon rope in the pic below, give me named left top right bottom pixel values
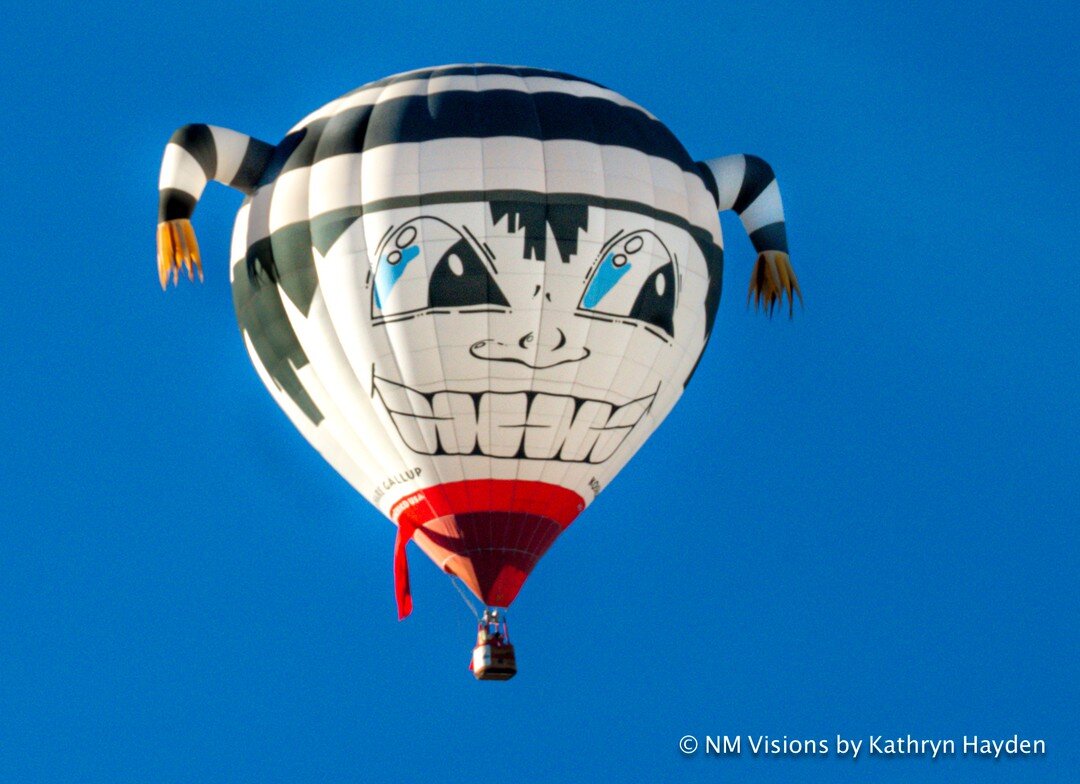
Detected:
left=452, top=575, right=481, bottom=619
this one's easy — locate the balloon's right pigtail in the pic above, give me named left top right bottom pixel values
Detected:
left=699, top=154, right=801, bottom=318
left=157, top=124, right=274, bottom=289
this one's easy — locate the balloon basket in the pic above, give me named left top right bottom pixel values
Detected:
left=471, top=608, right=517, bottom=681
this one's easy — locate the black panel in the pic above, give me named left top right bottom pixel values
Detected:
left=270, top=222, right=319, bottom=317
left=695, top=160, right=720, bottom=206
left=169, top=124, right=216, bottom=179
left=748, top=221, right=789, bottom=254
left=257, top=128, right=310, bottom=187
left=230, top=137, right=275, bottom=194
left=731, top=154, right=776, bottom=215
left=275, top=91, right=699, bottom=177
left=628, top=262, right=676, bottom=337
left=232, top=262, right=323, bottom=425
left=428, top=238, right=508, bottom=308
left=157, top=188, right=196, bottom=221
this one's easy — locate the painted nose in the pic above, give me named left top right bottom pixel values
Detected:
left=470, top=328, right=590, bottom=369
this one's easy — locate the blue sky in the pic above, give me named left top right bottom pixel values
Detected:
left=1, top=1, right=1076, bottom=782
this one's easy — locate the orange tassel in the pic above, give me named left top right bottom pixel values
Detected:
left=747, top=250, right=802, bottom=318
left=156, top=219, right=203, bottom=289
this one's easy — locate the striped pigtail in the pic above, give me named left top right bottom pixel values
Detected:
left=157, top=124, right=274, bottom=289
left=700, top=154, right=801, bottom=317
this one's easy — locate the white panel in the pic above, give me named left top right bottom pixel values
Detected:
left=159, top=143, right=207, bottom=196
left=268, top=166, right=310, bottom=232
left=703, top=154, right=746, bottom=212
left=208, top=126, right=252, bottom=185
left=308, top=153, right=365, bottom=218
left=278, top=287, right=401, bottom=477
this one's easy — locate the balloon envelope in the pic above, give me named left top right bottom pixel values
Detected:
left=225, top=65, right=726, bottom=614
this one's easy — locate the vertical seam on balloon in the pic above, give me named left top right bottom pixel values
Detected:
left=471, top=65, right=495, bottom=572
left=239, top=178, right=381, bottom=503
left=594, top=133, right=667, bottom=491
left=356, top=78, right=446, bottom=541
left=592, top=157, right=690, bottom=494
left=469, top=64, right=493, bottom=587
left=307, top=100, right=407, bottom=494
left=421, top=67, right=476, bottom=576
left=541, top=109, right=609, bottom=516
left=502, top=66, right=538, bottom=575
left=269, top=164, right=385, bottom=500
left=667, top=168, right=718, bottom=425
left=301, top=103, right=406, bottom=509
left=242, top=178, right=321, bottom=435
left=301, top=131, right=390, bottom=505
left=628, top=187, right=710, bottom=479
left=507, top=66, right=556, bottom=578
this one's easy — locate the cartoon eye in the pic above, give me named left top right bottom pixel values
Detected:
left=579, top=230, right=677, bottom=337
left=429, top=238, right=509, bottom=309
left=373, top=218, right=508, bottom=319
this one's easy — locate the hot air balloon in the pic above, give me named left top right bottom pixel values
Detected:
left=156, top=64, right=799, bottom=679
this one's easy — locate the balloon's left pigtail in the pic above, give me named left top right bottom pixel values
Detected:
left=157, top=124, right=274, bottom=289
left=699, top=154, right=801, bottom=318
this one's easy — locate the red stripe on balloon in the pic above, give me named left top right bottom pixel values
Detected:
left=391, top=480, right=585, bottom=619
left=391, top=479, right=584, bottom=528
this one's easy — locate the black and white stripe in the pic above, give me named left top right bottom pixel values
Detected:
left=291, top=65, right=650, bottom=129
left=161, top=67, right=730, bottom=253
left=157, top=124, right=274, bottom=222
left=700, top=154, right=789, bottom=254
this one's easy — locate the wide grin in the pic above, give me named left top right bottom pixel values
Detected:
left=373, top=375, right=656, bottom=463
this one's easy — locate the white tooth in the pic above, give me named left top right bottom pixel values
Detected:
left=390, top=412, right=438, bottom=454
left=559, top=400, right=612, bottom=461
left=606, top=395, right=654, bottom=428
left=478, top=392, right=528, bottom=457
left=432, top=392, right=477, bottom=455
left=524, top=394, right=575, bottom=459
left=375, top=377, right=437, bottom=453
left=374, top=376, right=433, bottom=416
left=589, top=426, right=633, bottom=463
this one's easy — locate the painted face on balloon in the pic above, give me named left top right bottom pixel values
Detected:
left=326, top=199, right=711, bottom=464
